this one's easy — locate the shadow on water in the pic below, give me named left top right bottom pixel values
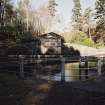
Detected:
left=38, top=61, right=98, bottom=82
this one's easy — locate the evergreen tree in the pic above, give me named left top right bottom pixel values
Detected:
left=83, top=7, right=92, bottom=24
left=72, top=0, right=82, bottom=31
left=48, top=0, right=57, bottom=17
left=95, top=0, right=105, bottom=30
left=0, top=0, right=31, bottom=47
left=95, top=0, right=105, bottom=43
left=83, top=7, right=93, bottom=38
left=0, top=0, right=16, bottom=47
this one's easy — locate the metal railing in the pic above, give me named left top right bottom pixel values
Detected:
left=0, top=55, right=105, bottom=81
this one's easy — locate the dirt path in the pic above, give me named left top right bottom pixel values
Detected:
left=24, top=80, right=105, bottom=105
left=38, top=82, right=105, bottom=105
left=1, top=74, right=105, bottom=105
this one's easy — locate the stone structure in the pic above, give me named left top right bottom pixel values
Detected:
left=38, top=32, right=63, bottom=54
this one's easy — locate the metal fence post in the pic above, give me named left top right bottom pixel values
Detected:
left=33, top=55, right=37, bottom=80
left=103, top=57, right=105, bottom=72
left=19, top=55, right=24, bottom=79
left=85, top=60, right=88, bottom=79
left=48, top=66, right=52, bottom=84
left=79, top=59, right=82, bottom=80
left=98, top=58, right=102, bottom=76
left=61, top=56, right=65, bottom=82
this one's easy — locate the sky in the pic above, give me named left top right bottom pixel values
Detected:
left=12, top=0, right=96, bottom=23
left=12, top=0, right=96, bottom=32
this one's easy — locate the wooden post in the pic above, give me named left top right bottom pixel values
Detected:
left=98, top=58, right=102, bottom=76
left=61, top=56, right=65, bottom=82
left=19, top=55, right=24, bottom=79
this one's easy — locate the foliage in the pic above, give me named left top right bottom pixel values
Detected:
left=95, top=0, right=105, bottom=19
left=83, top=7, right=92, bottom=24
left=94, top=0, right=105, bottom=44
left=0, top=0, right=16, bottom=47
left=0, top=0, right=37, bottom=53
left=48, top=0, right=58, bottom=17
left=62, top=45, right=80, bottom=57
left=72, top=0, right=81, bottom=22
left=72, top=0, right=82, bottom=31
left=16, top=31, right=33, bottom=44
left=82, top=7, right=93, bottom=36
left=70, top=31, right=97, bottom=47
left=71, top=1, right=95, bottom=40
left=96, top=17, right=105, bottom=30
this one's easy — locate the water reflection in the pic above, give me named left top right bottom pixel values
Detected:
left=39, top=62, right=98, bottom=82
left=53, top=69, right=74, bottom=82
left=40, top=63, right=80, bottom=82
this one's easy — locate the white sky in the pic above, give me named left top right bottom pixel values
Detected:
left=12, top=0, right=96, bottom=22
left=12, top=0, right=96, bottom=32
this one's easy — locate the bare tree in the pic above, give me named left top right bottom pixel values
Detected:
left=17, top=0, right=31, bottom=31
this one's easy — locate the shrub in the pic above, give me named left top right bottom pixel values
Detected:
left=70, top=31, right=96, bottom=47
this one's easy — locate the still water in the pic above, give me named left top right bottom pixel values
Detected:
left=52, top=63, right=79, bottom=81
left=40, top=62, right=98, bottom=82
